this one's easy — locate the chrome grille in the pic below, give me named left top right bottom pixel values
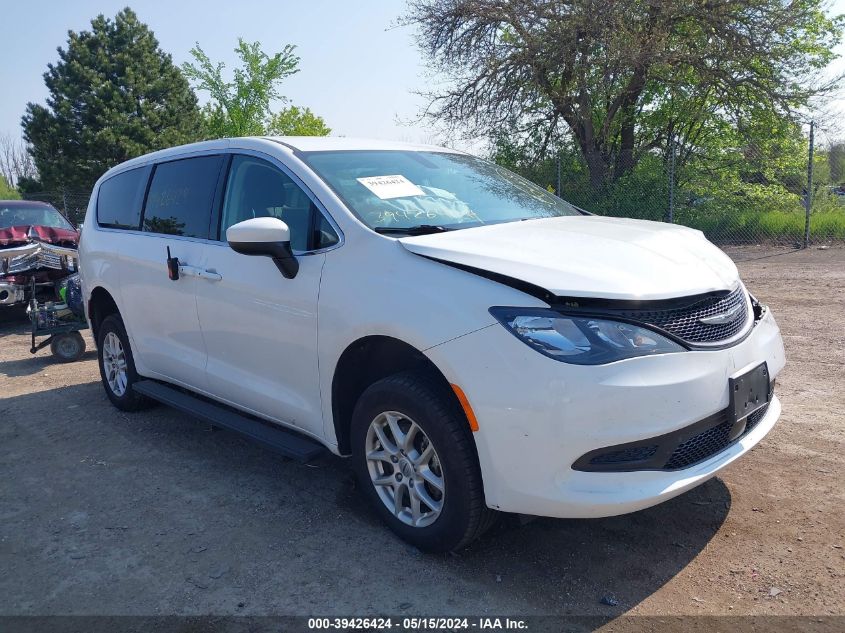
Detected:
left=1, top=249, right=66, bottom=273
left=37, top=251, right=64, bottom=270
left=6, top=253, right=38, bottom=273
left=617, top=286, right=749, bottom=344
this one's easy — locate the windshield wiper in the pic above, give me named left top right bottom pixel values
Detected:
left=374, top=224, right=452, bottom=236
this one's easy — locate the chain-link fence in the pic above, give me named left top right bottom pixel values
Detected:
left=507, top=123, right=845, bottom=260
left=22, top=191, right=90, bottom=227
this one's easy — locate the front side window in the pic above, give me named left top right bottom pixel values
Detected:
left=0, top=203, right=74, bottom=230
left=221, top=155, right=338, bottom=251
left=143, top=156, right=223, bottom=239
left=97, top=166, right=150, bottom=229
left=303, top=150, right=580, bottom=232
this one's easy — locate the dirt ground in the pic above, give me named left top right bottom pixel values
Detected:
left=1, top=247, right=843, bottom=621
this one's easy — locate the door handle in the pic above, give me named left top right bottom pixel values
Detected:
left=198, top=269, right=222, bottom=281
left=178, top=265, right=223, bottom=281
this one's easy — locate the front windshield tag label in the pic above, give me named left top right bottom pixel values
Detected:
left=356, top=175, right=425, bottom=200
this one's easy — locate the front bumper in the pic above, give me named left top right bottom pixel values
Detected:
left=425, top=308, right=786, bottom=518
left=1, top=240, right=79, bottom=307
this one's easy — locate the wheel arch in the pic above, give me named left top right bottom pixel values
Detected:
left=88, top=286, right=120, bottom=345
left=331, top=335, right=466, bottom=455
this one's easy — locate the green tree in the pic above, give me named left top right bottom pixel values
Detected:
left=269, top=106, right=331, bottom=136
left=407, top=0, right=843, bottom=188
left=0, top=175, right=20, bottom=199
left=22, top=8, right=202, bottom=192
left=16, top=178, right=42, bottom=195
left=491, top=109, right=841, bottom=242
left=183, top=39, right=330, bottom=138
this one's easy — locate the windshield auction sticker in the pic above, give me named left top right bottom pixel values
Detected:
left=357, top=175, right=425, bottom=199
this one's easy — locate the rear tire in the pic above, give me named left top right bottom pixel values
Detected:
left=96, top=314, right=152, bottom=411
left=351, top=371, right=495, bottom=552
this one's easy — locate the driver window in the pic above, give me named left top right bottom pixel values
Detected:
left=220, top=155, right=338, bottom=251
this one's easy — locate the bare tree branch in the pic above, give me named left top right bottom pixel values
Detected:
left=0, top=133, right=36, bottom=188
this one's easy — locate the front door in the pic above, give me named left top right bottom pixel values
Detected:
left=195, top=153, right=339, bottom=437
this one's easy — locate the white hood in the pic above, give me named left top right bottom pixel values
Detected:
left=399, top=216, right=739, bottom=301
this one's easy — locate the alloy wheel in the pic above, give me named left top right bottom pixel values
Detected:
left=365, top=411, right=445, bottom=528
left=102, top=331, right=128, bottom=396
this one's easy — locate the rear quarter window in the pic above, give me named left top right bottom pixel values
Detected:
left=96, top=166, right=151, bottom=229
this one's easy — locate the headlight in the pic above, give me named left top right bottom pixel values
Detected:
left=490, top=307, right=685, bottom=365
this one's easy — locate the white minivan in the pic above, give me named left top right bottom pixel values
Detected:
left=79, top=137, right=786, bottom=551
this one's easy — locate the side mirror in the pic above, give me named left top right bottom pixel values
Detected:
left=226, top=217, right=299, bottom=279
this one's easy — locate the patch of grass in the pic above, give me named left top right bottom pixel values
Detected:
left=677, top=207, right=845, bottom=243
left=810, top=210, right=845, bottom=240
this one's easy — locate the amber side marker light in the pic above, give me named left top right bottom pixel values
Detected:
left=451, top=384, right=480, bottom=432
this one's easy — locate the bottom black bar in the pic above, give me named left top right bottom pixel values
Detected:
left=0, top=616, right=842, bottom=633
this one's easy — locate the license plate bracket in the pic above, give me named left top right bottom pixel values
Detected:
left=729, top=362, right=770, bottom=423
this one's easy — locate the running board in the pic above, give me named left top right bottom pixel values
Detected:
left=133, top=380, right=326, bottom=463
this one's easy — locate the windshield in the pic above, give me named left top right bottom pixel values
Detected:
left=0, top=203, right=74, bottom=230
left=303, top=151, right=580, bottom=231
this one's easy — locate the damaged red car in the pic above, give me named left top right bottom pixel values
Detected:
left=0, top=200, right=80, bottom=307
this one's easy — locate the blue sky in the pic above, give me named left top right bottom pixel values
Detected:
left=1, top=0, right=844, bottom=147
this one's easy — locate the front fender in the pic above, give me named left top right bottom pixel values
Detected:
left=316, top=237, right=546, bottom=447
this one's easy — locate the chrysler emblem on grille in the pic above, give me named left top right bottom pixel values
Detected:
left=698, top=303, right=743, bottom=325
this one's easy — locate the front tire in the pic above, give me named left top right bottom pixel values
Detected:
left=96, top=314, right=152, bottom=411
left=351, top=371, right=495, bottom=552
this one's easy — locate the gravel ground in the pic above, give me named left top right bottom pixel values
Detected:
left=1, top=247, right=843, bottom=620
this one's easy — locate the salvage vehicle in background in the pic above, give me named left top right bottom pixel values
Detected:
left=0, top=200, right=80, bottom=307
left=79, top=137, right=786, bottom=552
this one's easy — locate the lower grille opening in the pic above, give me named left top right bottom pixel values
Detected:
left=573, top=386, right=774, bottom=473
left=664, top=402, right=770, bottom=470
left=589, top=444, right=659, bottom=466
